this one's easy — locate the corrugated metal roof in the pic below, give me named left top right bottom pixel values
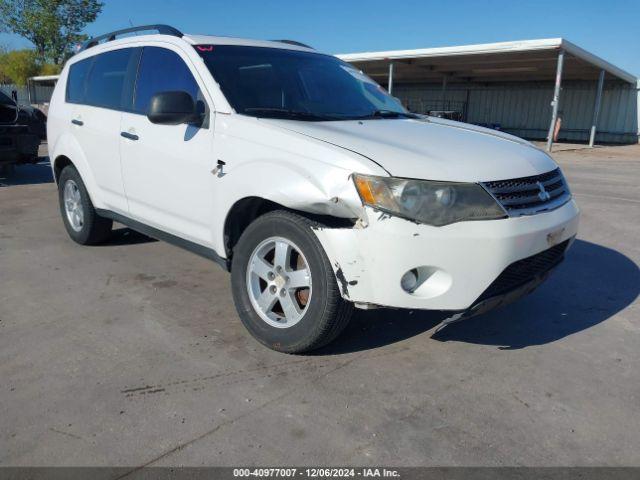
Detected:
left=338, top=38, right=637, bottom=84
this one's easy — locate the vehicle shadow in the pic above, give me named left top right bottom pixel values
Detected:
left=0, top=158, right=53, bottom=187
left=101, top=227, right=158, bottom=246
left=317, top=239, right=639, bottom=354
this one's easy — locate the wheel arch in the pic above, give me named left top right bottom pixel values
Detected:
left=53, top=155, right=73, bottom=184
left=223, top=196, right=355, bottom=266
left=223, top=196, right=281, bottom=261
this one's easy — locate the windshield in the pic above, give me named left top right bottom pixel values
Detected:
left=0, top=91, right=15, bottom=106
left=0, top=91, right=18, bottom=124
left=197, top=45, right=411, bottom=121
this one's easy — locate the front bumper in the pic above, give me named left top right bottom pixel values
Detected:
left=313, top=200, right=580, bottom=311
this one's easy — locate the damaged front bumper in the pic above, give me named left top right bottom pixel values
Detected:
left=313, top=199, right=580, bottom=312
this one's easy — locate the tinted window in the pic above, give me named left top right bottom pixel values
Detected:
left=0, top=91, right=12, bottom=105
left=0, top=91, right=17, bottom=123
left=66, top=57, right=93, bottom=104
left=134, top=47, right=202, bottom=114
left=85, top=48, right=136, bottom=109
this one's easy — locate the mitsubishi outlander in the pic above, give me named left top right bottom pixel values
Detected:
left=47, top=25, right=579, bottom=353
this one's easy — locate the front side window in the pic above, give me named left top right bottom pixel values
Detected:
left=197, top=45, right=409, bottom=121
left=84, top=48, right=137, bottom=109
left=133, top=47, right=203, bottom=114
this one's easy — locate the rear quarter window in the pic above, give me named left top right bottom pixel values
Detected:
left=66, top=57, right=93, bottom=104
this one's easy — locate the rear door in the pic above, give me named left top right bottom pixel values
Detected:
left=67, top=47, right=139, bottom=213
left=120, top=45, right=216, bottom=246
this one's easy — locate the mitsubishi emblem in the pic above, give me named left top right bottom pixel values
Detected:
left=536, top=181, right=551, bottom=201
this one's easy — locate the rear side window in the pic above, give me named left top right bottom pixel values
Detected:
left=133, top=47, right=202, bottom=114
left=84, top=48, right=137, bottom=110
left=66, top=58, right=93, bottom=104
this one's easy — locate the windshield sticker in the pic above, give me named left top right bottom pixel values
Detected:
left=239, top=63, right=273, bottom=71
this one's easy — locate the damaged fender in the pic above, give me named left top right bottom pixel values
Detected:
left=210, top=114, right=386, bottom=255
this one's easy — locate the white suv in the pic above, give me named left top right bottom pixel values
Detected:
left=48, top=25, right=580, bottom=353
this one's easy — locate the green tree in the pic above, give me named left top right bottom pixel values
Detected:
left=0, top=56, right=6, bottom=84
left=0, top=0, right=103, bottom=65
left=39, top=63, right=63, bottom=76
left=1, top=49, right=41, bottom=85
left=0, top=44, right=7, bottom=83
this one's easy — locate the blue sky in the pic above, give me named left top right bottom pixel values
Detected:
left=2, top=0, right=639, bottom=76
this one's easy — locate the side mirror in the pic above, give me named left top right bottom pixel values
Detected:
left=147, top=91, right=202, bottom=125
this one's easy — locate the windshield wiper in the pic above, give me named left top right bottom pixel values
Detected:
left=355, top=109, right=420, bottom=120
left=242, top=107, right=337, bottom=121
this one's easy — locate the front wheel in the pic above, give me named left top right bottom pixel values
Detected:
left=231, top=210, right=353, bottom=353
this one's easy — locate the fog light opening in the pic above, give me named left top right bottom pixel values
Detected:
left=399, top=266, right=452, bottom=299
left=400, top=268, right=419, bottom=293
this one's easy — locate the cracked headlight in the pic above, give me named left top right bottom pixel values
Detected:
left=353, top=174, right=506, bottom=226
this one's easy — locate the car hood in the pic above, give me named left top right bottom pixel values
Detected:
left=263, top=117, right=557, bottom=182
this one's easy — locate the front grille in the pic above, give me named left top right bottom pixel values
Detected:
left=477, top=240, right=569, bottom=302
left=482, top=168, right=571, bottom=216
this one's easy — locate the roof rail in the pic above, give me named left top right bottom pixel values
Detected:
left=80, top=24, right=183, bottom=52
left=271, top=39, right=314, bottom=50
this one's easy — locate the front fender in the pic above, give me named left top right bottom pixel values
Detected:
left=212, top=160, right=364, bottom=255
left=210, top=116, right=385, bottom=254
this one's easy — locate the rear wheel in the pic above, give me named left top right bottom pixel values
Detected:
left=58, top=165, right=112, bottom=245
left=231, top=210, right=353, bottom=353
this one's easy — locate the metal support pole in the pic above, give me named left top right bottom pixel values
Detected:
left=637, top=79, right=640, bottom=144
left=388, top=62, right=394, bottom=94
left=441, top=76, right=448, bottom=109
left=546, top=50, right=565, bottom=152
left=589, top=69, right=605, bottom=147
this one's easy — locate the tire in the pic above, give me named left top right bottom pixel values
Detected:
left=58, top=165, right=112, bottom=245
left=231, top=210, right=353, bottom=353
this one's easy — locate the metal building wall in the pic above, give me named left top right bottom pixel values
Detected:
left=0, top=83, right=56, bottom=105
left=395, top=81, right=639, bottom=144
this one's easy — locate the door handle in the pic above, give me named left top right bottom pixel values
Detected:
left=120, top=131, right=139, bottom=141
left=71, top=119, right=83, bottom=126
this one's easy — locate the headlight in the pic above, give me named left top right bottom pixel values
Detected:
left=353, top=174, right=506, bottom=226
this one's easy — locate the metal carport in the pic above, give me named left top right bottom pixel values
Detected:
left=338, top=39, right=639, bottom=151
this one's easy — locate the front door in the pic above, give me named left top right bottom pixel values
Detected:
left=120, top=45, right=216, bottom=246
